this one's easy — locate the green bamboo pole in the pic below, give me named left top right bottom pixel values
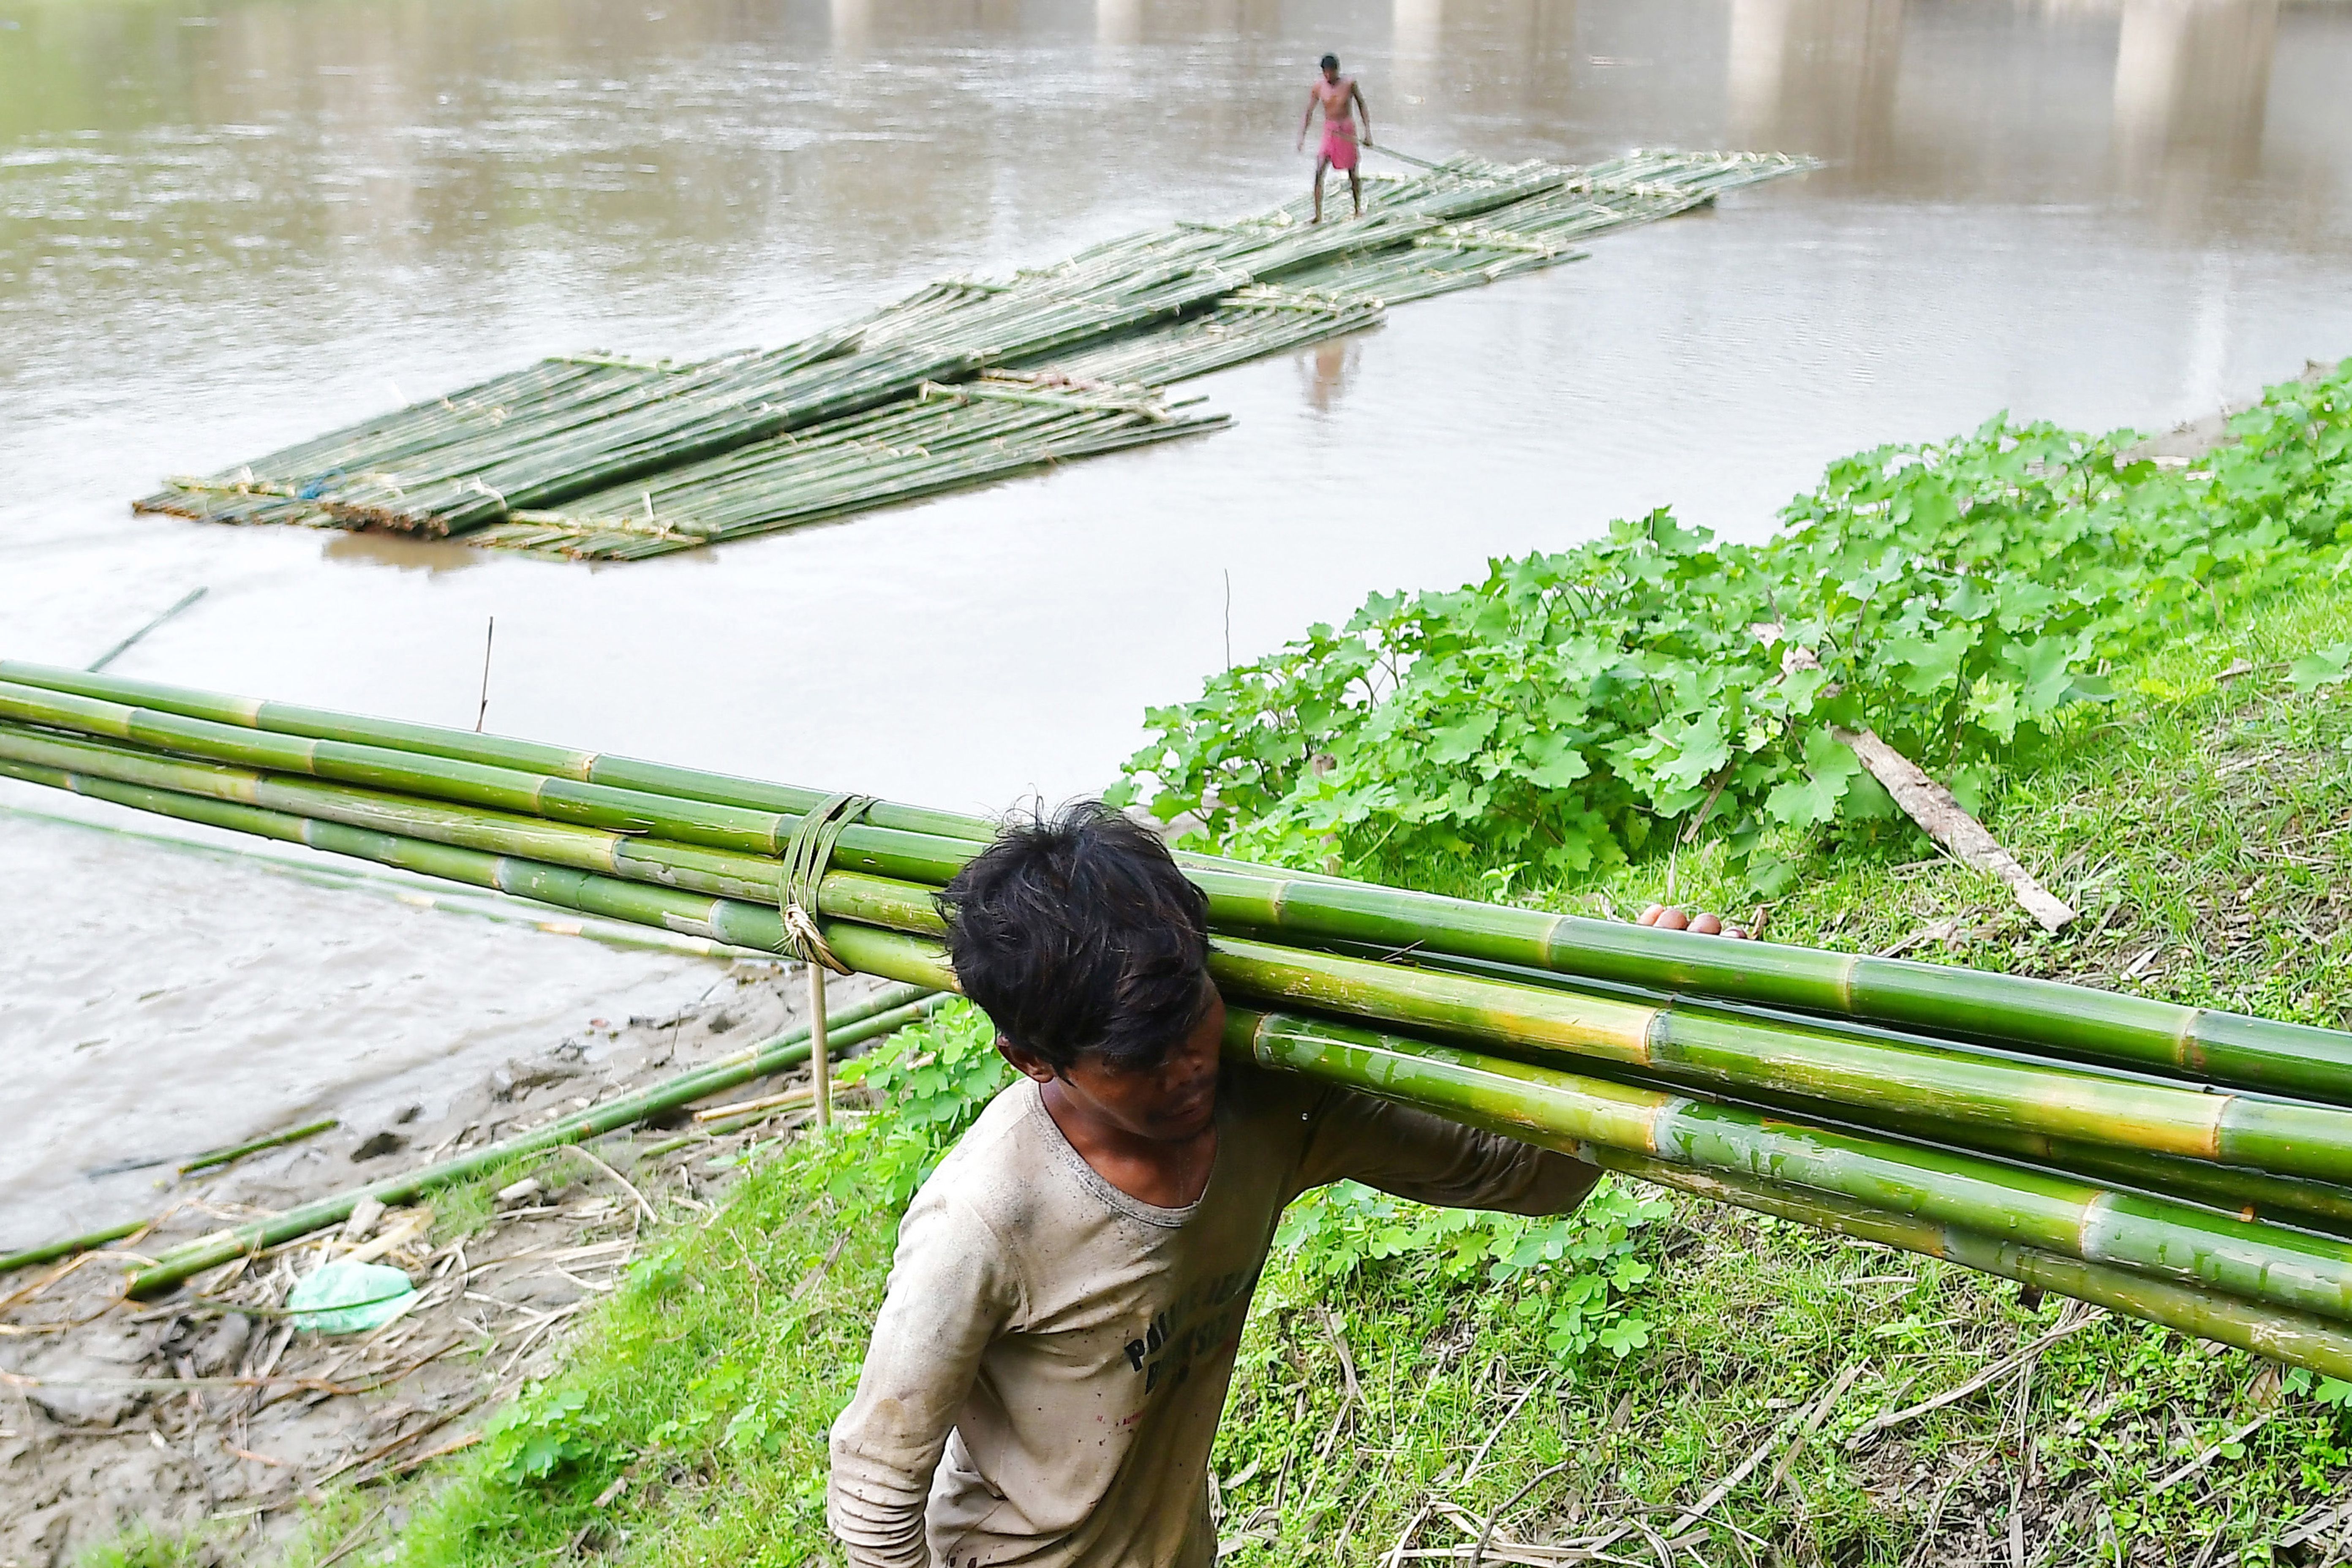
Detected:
left=0, top=722, right=931, bottom=919
left=23, top=705, right=2352, bottom=1350
left=0, top=659, right=992, bottom=841
left=0, top=1220, right=148, bottom=1279
left=0, top=678, right=817, bottom=860
left=1194, top=869, right=2352, bottom=1102
left=124, top=983, right=950, bottom=1297
left=1225, top=1007, right=2352, bottom=1328
left=7, top=659, right=2345, bottom=1102
left=1202, top=936, right=2352, bottom=1184
left=0, top=665, right=1361, bottom=893
left=18, top=726, right=2352, bottom=1197
left=0, top=803, right=777, bottom=964
left=1593, top=1154, right=2352, bottom=1380
left=0, top=756, right=946, bottom=969
left=179, top=1119, right=339, bottom=1175
left=1794, top=1100, right=2352, bottom=1241
left=1288, top=936, right=2352, bottom=1239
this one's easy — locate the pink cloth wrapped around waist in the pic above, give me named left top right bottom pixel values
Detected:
left=1320, top=122, right=1359, bottom=171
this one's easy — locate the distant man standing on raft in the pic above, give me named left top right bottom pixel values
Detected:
left=1297, top=53, right=1370, bottom=223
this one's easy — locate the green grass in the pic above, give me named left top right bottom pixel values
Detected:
left=337, top=1159, right=886, bottom=1566
left=419, top=1152, right=573, bottom=1248
left=76, top=1521, right=236, bottom=1568
left=89, top=584, right=2352, bottom=1568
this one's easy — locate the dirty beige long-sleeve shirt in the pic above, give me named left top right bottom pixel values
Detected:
left=826, top=1061, right=1599, bottom=1568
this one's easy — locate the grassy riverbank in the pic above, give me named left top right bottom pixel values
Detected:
left=175, top=577, right=2352, bottom=1568
left=87, top=370, right=2352, bottom=1566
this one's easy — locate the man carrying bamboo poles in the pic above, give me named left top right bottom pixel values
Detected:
left=1298, top=53, right=1372, bottom=223
left=826, top=802, right=1600, bottom=1568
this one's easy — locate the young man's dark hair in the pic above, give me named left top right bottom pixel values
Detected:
left=1319, top=51, right=1339, bottom=69
left=936, top=800, right=1210, bottom=1073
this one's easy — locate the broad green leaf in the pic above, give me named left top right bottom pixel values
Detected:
left=1426, top=708, right=1498, bottom=764
left=1764, top=730, right=1862, bottom=828
left=2289, top=642, right=2352, bottom=690
left=2004, top=634, right=2086, bottom=718
left=1878, top=625, right=1974, bottom=697
left=1521, top=731, right=1592, bottom=788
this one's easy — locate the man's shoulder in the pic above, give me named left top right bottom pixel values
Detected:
left=927, top=1072, right=1037, bottom=1161
left=906, top=1078, right=1068, bottom=1231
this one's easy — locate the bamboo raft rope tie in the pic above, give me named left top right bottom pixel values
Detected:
left=474, top=392, right=1231, bottom=561
left=780, top=792, right=877, bottom=1130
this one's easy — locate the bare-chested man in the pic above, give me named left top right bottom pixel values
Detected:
left=1296, top=53, right=1371, bottom=223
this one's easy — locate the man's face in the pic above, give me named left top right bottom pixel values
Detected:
left=1322, top=64, right=1339, bottom=82
left=1013, top=985, right=1227, bottom=1144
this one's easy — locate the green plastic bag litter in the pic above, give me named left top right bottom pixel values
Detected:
left=286, top=1261, right=417, bottom=1335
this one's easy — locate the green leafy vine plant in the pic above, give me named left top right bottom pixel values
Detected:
left=1112, top=361, right=2352, bottom=895
left=480, top=1386, right=621, bottom=1486
left=814, top=1001, right=1014, bottom=1209
left=1272, top=1178, right=1670, bottom=1362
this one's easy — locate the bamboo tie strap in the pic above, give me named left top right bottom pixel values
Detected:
left=780, top=791, right=875, bottom=1135
left=778, top=791, right=876, bottom=974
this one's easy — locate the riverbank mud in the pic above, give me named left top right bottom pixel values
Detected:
left=0, top=961, right=889, bottom=1567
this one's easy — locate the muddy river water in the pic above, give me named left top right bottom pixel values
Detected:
left=5, top=0, right=2352, bottom=1241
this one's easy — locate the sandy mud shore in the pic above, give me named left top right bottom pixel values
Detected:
left=0, top=959, right=892, bottom=1566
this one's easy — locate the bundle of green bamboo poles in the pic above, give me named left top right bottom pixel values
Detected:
left=17, top=660, right=2349, bottom=1375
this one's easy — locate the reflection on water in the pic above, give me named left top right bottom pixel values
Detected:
left=319, top=529, right=490, bottom=574
left=1096, top=0, right=1141, bottom=47
left=1299, top=335, right=1364, bottom=417
left=1389, top=0, right=1607, bottom=122
left=5, top=0, right=2345, bottom=397
left=2115, top=0, right=2278, bottom=220
left=1729, top=0, right=1904, bottom=177
left=1391, top=0, right=1448, bottom=107
left=830, top=0, right=869, bottom=51
left=1710, top=0, right=2338, bottom=240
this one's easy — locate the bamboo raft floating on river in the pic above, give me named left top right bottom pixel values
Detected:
left=8, top=661, right=2352, bottom=1375
left=132, top=150, right=1811, bottom=561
